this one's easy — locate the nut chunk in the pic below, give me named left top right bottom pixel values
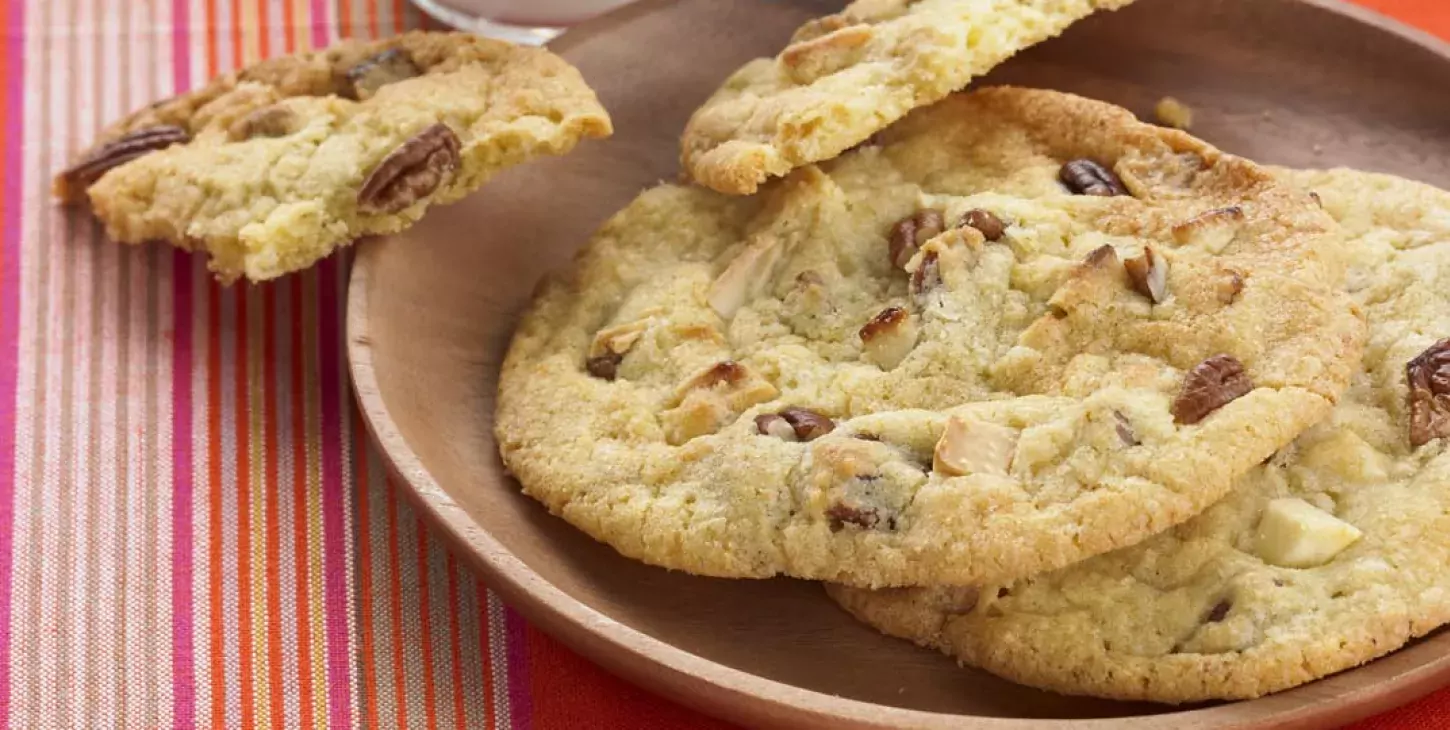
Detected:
left=661, top=361, right=779, bottom=445
left=757, top=407, right=835, bottom=442
left=1124, top=246, right=1169, bottom=304
left=1255, top=498, right=1362, bottom=568
left=934, top=416, right=1017, bottom=477
left=888, top=210, right=945, bottom=269
left=1407, top=338, right=1450, bottom=447
left=358, top=123, right=461, bottom=214
left=1172, top=355, right=1252, bottom=425
left=859, top=306, right=918, bottom=370
left=585, top=319, right=650, bottom=381
left=708, top=237, right=782, bottom=319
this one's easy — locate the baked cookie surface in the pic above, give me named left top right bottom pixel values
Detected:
left=829, top=168, right=1450, bottom=701
left=55, top=31, right=612, bottom=282
left=679, top=0, right=1134, bottom=195
left=496, top=88, right=1362, bottom=588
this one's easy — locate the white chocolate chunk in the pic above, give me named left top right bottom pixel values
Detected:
left=1255, top=497, right=1363, bottom=568
left=933, top=416, right=1017, bottom=477
left=708, top=236, right=782, bottom=319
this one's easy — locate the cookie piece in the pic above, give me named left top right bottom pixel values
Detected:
left=54, top=31, right=612, bottom=283
left=680, top=0, right=1135, bottom=195
left=496, top=87, right=1363, bottom=588
left=829, top=168, right=1450, bottom=701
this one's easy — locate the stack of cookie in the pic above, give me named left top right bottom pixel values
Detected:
left=495, top=0, right=1450, bottom=704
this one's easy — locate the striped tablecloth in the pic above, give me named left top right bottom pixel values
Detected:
left=0, top=0, right=1445, bottom=728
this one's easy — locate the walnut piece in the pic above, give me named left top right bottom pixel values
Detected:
left=358, top=123, right=461, bottom=214
left=1407, top=338, right=1450, bottom=447
left=344, top=49, right=423, bottom=101
left=1059, top=159, right=1129, bottom=197
left=1123, top=246, right=1169, bottom=304
left=889, top=209, right=945, bottom=269
left=707, top=237, right=782, bottom=319
left=1172, top=355, right=1252, bottom=425
left=859, top=306, right=918, bottom=370
left=959, top=209, right=1006, bottom=242
left=933, top=416, right=1017, bottom=477
left=56, top=125, right=191, bottom=201
left=1173, top=206, right=1245, bottom=254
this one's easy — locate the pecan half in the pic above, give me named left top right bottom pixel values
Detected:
left=1060, top=159, right=1129, bottom=197
left=1123, top=246, right=1169, bottom=304
left=1407, top=339, right=1450, bottom=447
left=1172, top=355, right=1252, bottom=425
left=56, top=125, right=191, bottom=200
left=959, top=209, right=1006, bottom=242
left=344, top=49, right=422, bottom=101
left=779, top=407, right=836, bottom=441
left=358, top=124, right=461, bottom=214
left=889, top=209, right=945, bottom=269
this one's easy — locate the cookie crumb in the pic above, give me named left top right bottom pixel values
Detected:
left=1155, top=97, right=1194, bottom=130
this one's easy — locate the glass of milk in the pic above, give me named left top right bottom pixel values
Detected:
left=410, top=0, right=638, bottom=44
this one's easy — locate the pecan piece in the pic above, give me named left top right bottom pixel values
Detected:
left=1060, top=159, right=1129, bottom=197
left=585, top=353, right=622, bottom=381
left=1123, top=246, right=1169, bottom=304
left=358, top=124, right=461, bottom=214
left=228, top=105, right=298, bottom=141
left=888, top=209, right=944, bottom=269
left=959, top=209, right=1006, bottom=242
left=757, top=406, right=836, bottom=442
left=1172, top=355, right=1252, bottom=424
left=910, top=250, right=941, bottom=303
left=344, top=49, right=422, bottom=101
left=56, top=125, right=191, bottom=201
left=825, top=503, right=882, bottom=532
left=1407, top=339, right=1450, bottom=447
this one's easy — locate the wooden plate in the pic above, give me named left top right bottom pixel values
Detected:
left=347, top=1, right=1450, bottom=727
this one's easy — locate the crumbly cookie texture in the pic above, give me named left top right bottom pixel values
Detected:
left=55, top=31, right=612, bottom=283
left=680, top=0, right=1135, bottom=195
left=496, top=87, right=1363, bottom=588
left=829, top=168, right=1450, bottom=702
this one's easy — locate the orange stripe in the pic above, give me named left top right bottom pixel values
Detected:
left=257, top=0, right=271, bottom=60
left=445, top=555, right=467, bottom=730
left=367, top=0, right=379, bottom=40
left=416, top=519, right=439, bottom=730
left=353, top=408, right=380, bottom=730
left=387, top=477, right=408, bottom=730
left=290, top=275, right=317, bottom=730
left=283, top=0, right=298, bottom=52
left=339, top=0, right=352, bottom=39
left=235, top=288, right=256, bottom=730
left=393, top=0, right=406, bottom=33
left=263, top=283, right=283, bottom=730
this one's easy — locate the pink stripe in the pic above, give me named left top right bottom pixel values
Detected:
left=505, top=608, right=532, bottom=730
left=317, top=257, right=353, bottom=729
left=169, top=2, right=196, bottom=727
left=0, top=1, right=25, bottom=727
left=311, top=0, right=329, bottom=47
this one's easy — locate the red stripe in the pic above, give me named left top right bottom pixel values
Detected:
left=386, top=477, right=407, bottom=730
left=353, top=408, right=380, bottom=730
left=291, top=275, right=316, bottom=730
left=234, top=287, right=256, bottom=730
left=263, top=283, right=283, bottom=730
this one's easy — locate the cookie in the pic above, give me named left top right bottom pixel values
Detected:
left=54, top=31, right=612, bottom=283
left=829, top=168, right=1450, bottom=702
left=679, top=0, right=1135, bottom=195
left=495, top=87, right=1363, bottom=588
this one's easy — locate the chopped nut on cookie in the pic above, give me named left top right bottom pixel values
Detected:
left=859, top=306, right=918, bottom=370
left=933, top=416, right=1017, bottom=477
left=1172, top=355, right=1252, bottom=424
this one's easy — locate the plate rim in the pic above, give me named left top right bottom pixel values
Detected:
left=346, top=1, right=1450, bottom=727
